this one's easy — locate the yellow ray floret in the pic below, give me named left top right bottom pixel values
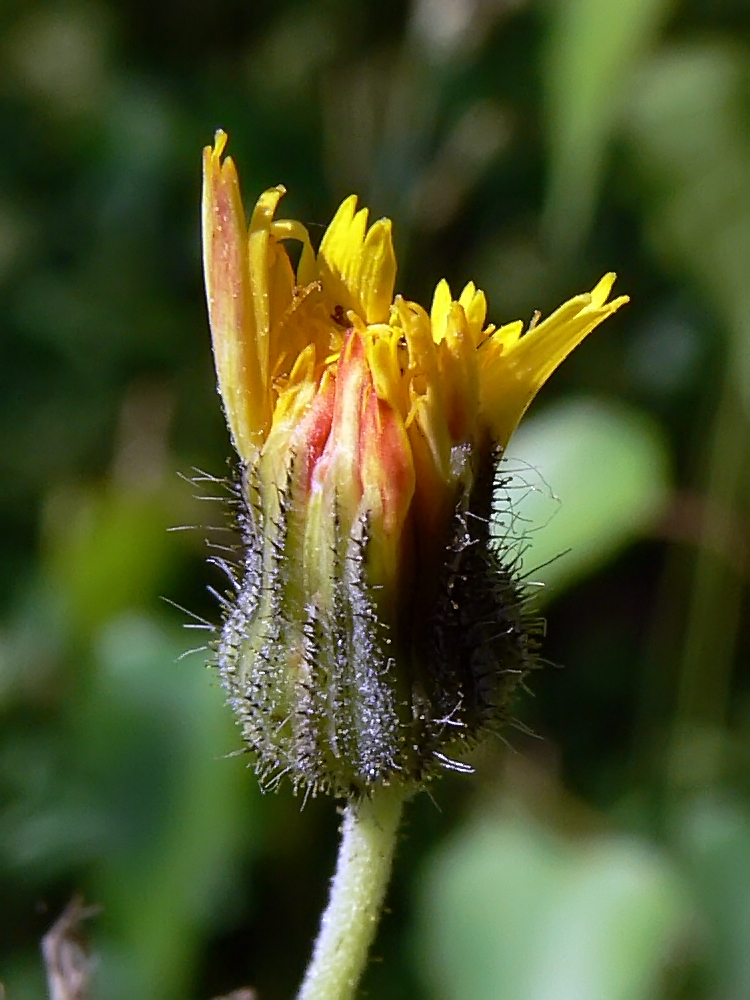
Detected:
left=477, top=273, right=628, bottom=446
left=317, top=195, right=397, bottom=326
left=201, top=130, right=628, bottom=474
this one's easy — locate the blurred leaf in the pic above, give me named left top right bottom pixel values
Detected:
left=626, top=42, right=750, bottom=400
left=42, top=479, right=195, bottom=638
left=81, top=613, right=255, bottom=1000
left=497, top=396, right=670, bottom=594
left=627, top=44, right=750, bottom=751
left=1, top=610, right=255, bottom=1000
left=673, top=793, right=750, bottom=1000
left=416, top=804, right=692, bottom=1000
left=543, top=0, right=672, bottom=249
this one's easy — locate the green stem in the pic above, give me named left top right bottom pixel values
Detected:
left=296, top=783, right=406, bottom=1000
left=668, top=372, right=745, bottom=795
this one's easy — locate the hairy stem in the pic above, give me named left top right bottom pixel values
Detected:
left=296, top=783, right=406, bottom=1000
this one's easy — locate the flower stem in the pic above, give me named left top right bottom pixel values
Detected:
left=296, top=783, right=407, bottom=1000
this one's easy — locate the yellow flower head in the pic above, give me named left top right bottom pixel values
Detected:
left=202, top=130, right=628, bottom=796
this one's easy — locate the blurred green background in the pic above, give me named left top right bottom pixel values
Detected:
left=1, top=0, right=749, bottom=997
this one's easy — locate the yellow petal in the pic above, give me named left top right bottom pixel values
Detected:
left=359, top=218, right=397, bottom=324
left=247, top=186, right=287, bottom=391
left=201, top=130, right=268, bottom=464
left=430, top=278, right=453, bottom=344
left=439, top=302, right=479, bottom=444
left=480, top=276, right=629, bottom=448
left=318, top=196, right=397, bottom=324
left=590, top=271, right=617, bottom=308
left=396, top=296, right=452, bottom=483
left=458, top=282, right=488, bottom=345
left=365, top=324, right=405, bottom=414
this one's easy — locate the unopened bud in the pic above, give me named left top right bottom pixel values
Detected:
left=201, top=131, right=628, bottom=797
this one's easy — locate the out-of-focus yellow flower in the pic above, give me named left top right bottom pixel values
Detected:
left=202, top=130, right=628, bottom=796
